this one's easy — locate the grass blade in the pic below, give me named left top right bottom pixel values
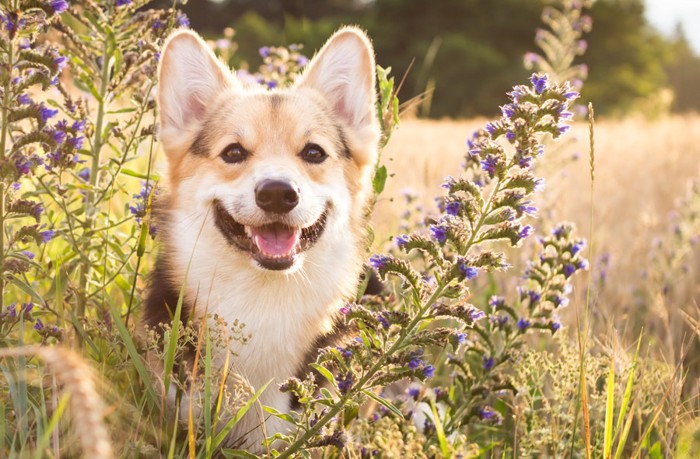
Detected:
left=614, top=330, right=643, bottom=440
left=33, top=393, right=69, bottom=459
left=603, top=340, right=615, bottom=459
left=212, top=380, right=272, bottom=450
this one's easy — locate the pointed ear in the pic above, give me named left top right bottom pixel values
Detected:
left=158, top=30, right=237, bottom=148
left=296, top=27, right=380, bottom=151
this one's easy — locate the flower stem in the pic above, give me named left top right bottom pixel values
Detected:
left=0, top=38, right=15, bottom=309
left=75, top=23, right=112, bottom=338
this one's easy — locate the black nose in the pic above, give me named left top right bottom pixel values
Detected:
left=255, top=179, right=299, bottom=213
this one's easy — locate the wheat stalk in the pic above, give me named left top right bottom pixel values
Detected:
left=0, top=345, right=113, bottom=459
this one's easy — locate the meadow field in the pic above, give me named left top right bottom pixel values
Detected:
left=1, top=0, right=699, bottom=457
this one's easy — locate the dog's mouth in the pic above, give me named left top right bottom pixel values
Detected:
left=213, top=199, right=329, bottom=271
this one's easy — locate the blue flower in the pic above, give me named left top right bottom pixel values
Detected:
left=335, top=372, right=353, bottom=394
left=485, top=122, right=497, bottom=135
left=519, top=225, right=533, bottom=239
left=479, top=406, right=496, bottom=420
left=394, top=234, right=410, bottom=248
left=422, top=365, right=435, bottom=379
left=470, top=309, right=486, bottom=321
left=519, top=203, right=537, bottom=216
left=296, top=55, right=309, bottom=66
left=483, top=356, right=494, bottom=371
left=50, top=0, right=69, bottom=14
left=368, top=254, right=390, bottom=270
left=152, top=19, right=162, bottom=30
left=558, top=125, right=571, bottom=135
left=530, top=74, right=548, bottom=94
left=176, top=14, right=190, bottom=27
left=550, top=318, right=562, bottom=333
left=501, top=103, right=516, bottom=119
left=335, top=346, right=352, bottom=359
left=408, top=355, right=423, bottom=369
left=77, top=167, right=90, bottom=181
left=445, top=201, right=460, bottom=216
left=54, top=55, right=68, bottom=72
left=527, top=290, right=541, bottom=303
left=21, top=250, right=35, bottom=260
left=429, top=224, right=448, bottom=244
left=571, top=240, right=586, bottom=255
left=67, top=135, right=84, bottom=149
left=441, top=175, right=456, bottom=189
left=480, top=155, right=499, bottom=176
left=259, top=47, right=271, bottom=58
left=71, top=119, right=86, bottom=132
left=458, top=261, right=478, bottom=280
left=563, top=263, right=576, bottom=278
left=51, top=127, right=66, bottom=144
left=116, top=0, right=132, bottom=6
left=40, top=230, right=56, bottom=243
left=577, top=259, right=589, bottom=270
left=18, top=94, right=31, bottom=105
left=553, top=295, right=569, bottom=308
left=489, top=295, right=505, bottom=309
left=377, top=314, right=390, bottom=329
left=517, top=317, right=531, bottom=332
left=407, top=387, right=420, bottom=399
left=39, top=105, right=59, bottom=122
left=506, top=130, right=516, bottom=142
left=34, top=318, right=44, bottom=330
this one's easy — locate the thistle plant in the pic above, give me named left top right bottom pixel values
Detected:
left=238, top=73, right=586, bottom=457
left=524, top=0, right=592, bottom=86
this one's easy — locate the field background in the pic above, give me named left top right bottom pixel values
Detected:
left=374, top=114, right=700, bottom=392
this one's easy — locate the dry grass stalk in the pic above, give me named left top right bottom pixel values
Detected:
left=0, top=345, right=113, bottom=459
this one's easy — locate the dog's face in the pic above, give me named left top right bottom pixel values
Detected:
left=157, top=28, right=380, bottom=273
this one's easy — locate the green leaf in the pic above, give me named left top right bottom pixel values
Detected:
left=121, top=168, right=159, bottom=180
left=309, top=363, right=336, bottom=386
left=362, top=389, right=404, bottom=419
left=373, top=165, right=388, bottom=195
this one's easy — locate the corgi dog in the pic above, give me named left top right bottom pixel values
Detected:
left=143, top=27, right=380, bottom=451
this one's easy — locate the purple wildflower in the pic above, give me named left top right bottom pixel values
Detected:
left=78, top=167, right=90, bottom=181
left=483, top=356, right=494, bottom=371
left=429, top=224, right=448, bottom=244
left=336, top=372, right=353, bottom=394
left=394, top=234, right=410, bottom=247
left=50, top=0, right=69, bottom=14
left=176, top=13, right=190, bottom=27
left=296, top=55, right=309, bottom=66
left=519, top=225, right=533, bottom=239
left=458, top=261, right=478, bottom=280
left=517, top=317, right=531, bottom=332
left=530, top=74, right=548, bottom=94
left=377, top=314, right=390, bottom=329
left=470, top=308, right=486, bottom=321
left=479, top=406, right=496, bottom=420
left=34, top=318, right=44, bottom=330
left=445, top=201, right=460, bottom=216
left=39, top=105, right=59, bottom=122
left=68, top=135, right=84, bottom=149
left=563, top=263, right=576, bottom=278
left=116, top=0, right=132, bottom=6
left=72, top=119, right=86, bottom=132
left=18, top=94, right=31, bottom=105
left=40, top=229, right=56, bottom=243
left=21, top=250, right=35, bottom=260
left=422, top=365, right=435, bottom=379
left=54, top=55, right=68, bottom=72
left=408, top=355, right=423, bottom=370
left=259, top=47, right=271, bottom=58
left=489, top=295, right=505, bottom=310
left=506, top=130, right=516, bottom=142
left=368, top=254, right=390, bottom=270
left=480, top=155, right=499, bottom=176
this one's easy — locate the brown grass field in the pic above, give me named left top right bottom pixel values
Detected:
left=372, top=114, right=700, bottom=405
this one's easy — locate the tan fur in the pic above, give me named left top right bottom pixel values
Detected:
left=148, top=27, right=380, bottom=452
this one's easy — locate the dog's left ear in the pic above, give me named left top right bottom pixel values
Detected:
left=296, top=27, right=380, bottom=165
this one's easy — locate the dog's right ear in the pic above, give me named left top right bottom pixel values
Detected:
left=158, top=30, right=237, bottom=155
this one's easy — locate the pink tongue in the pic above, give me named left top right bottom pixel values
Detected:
left=251, top=224, right=299, bottom=257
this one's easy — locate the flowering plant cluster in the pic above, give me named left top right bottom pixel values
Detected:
left=235, top=43, right=309, bottom=89
left=243, top=72, right=588, bottom=458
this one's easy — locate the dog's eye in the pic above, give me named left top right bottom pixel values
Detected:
left=220, top=143, right=249, bottom=164
left=300, top=143, right=328, bottom=164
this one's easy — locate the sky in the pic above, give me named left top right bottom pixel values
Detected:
left=645, top=0, right=700, bottom=53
